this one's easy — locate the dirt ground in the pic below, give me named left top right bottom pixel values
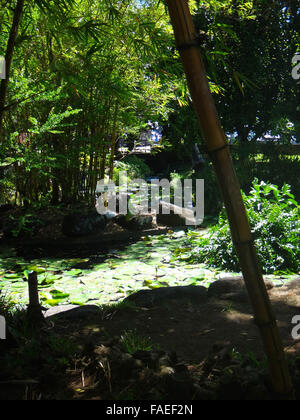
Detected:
left=40, top=283, right=300, bottom=400
left=63, top=286, right=300, bottom=363
left=1, top=281, right=300, bottom=400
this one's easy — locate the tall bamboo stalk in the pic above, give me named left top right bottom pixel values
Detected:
left=165, top=0, right=293, bottom=397
left=109, top=102, right=119, bottom=180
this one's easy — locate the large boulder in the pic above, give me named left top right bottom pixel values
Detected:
left=114, top=214, right=153, bottom=231
left=156, top=213, right=186, bottom=227
left=62, top=211, right=107, bottom=237
left=124, top=285, right=208, bottom=307
left=208, top=277, right=274, bottom=303
left=156, top=202, right=201, bottom=227
left=282, top=278, right=300, bottom=293
left=44, top=304, right=101, bottom=320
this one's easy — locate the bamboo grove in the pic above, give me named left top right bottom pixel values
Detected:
left=0, top=0, right=183, bottom=205
left=0, top=0, right=299, bottom=206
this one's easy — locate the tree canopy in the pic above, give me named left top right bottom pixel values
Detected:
left=0, top=0, right=299, bottom=206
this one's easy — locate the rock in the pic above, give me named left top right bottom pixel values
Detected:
left=114, top=214, right=153, bottom=231
left=174, top=362, right=189, bottom=373
left=124, top=285, right=208, bottom=308
left=156, top=201, right=202, bottom=227
left=219, top=292, right=250, bottom=303
left=133, top=350, right=165, bottom=369
left=208, top=277, right=274, bottom=302
left=156, top=202, right=188, bottom=227
left=283, top=278, right=300, bottom=292
left=158, top=354, right=173, bottom=368
left=160, top=366, right=175, bottom=376
left=156, top=213, right=186, bottom=227
left=263, top=278, right=274, bottom=290
left=115, top=353, right=139, bottom=379
left=120, top=352, right=134, bottom=362
left=44, top=304, right=101, bottom=320
left=133, top=359, right=144, bottom=369
left=62, top=211, right=107, bottom=237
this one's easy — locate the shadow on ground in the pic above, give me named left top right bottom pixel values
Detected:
left=1, top=283, right=299, bottom=400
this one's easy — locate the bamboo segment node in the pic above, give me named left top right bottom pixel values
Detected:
left=205, top=143, right=230, bottom=156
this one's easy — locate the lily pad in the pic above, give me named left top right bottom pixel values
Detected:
left=40, top=275, right=62, bottom=286
left=4, top=273, right=23, bottom=280
left=189, top=276, right=206, bottom=283
left=143, top=280, right=153, bottom=286
left=65, top=269, right=83, bottom=277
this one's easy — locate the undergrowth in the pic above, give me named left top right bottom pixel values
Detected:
left=186, top=179, right=300, bottom=274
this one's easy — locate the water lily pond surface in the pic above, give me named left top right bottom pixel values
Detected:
left=0, top=231, right=297, bottom=308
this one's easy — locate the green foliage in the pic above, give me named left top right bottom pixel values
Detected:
left=8, top=214, right=44, bottom=238
left=1, top=0, right=179, bottom=206
left=123, top=156, right=152, bottom=179
left=164, top=0, right=299, bottom=146
left=28, top=107, right=82, bottom=136
left=114, top=156, right=151, bottom=184
left=120, top=329, right=159, bottom=354
left=227, top=146, right=300, bottom=206
left=0, top=177, right=15, bottom=204
left=0, top=292, right=16, bottom=318
left=0, top=294, right=29, bottom=341
left=186, top=180, right=300, bottom=274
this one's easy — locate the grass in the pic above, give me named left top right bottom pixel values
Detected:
left=221, top=302, right=235, bottom=313
left=120, top=329, right=159, bottom=354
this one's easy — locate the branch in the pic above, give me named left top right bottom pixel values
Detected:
left=2, top=89, right=50, bottom=112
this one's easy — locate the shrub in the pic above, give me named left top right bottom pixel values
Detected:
left=114, top=156, right=151, bottom=185
left=186, top=179, right=300, bottom=274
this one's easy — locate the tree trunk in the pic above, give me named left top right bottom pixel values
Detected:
left=27, top=271, right=45, bottom=327
left=0, top=0, right=25, bottom=136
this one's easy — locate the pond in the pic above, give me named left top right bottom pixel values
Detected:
left=0, top=230, right=297, bottom=309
